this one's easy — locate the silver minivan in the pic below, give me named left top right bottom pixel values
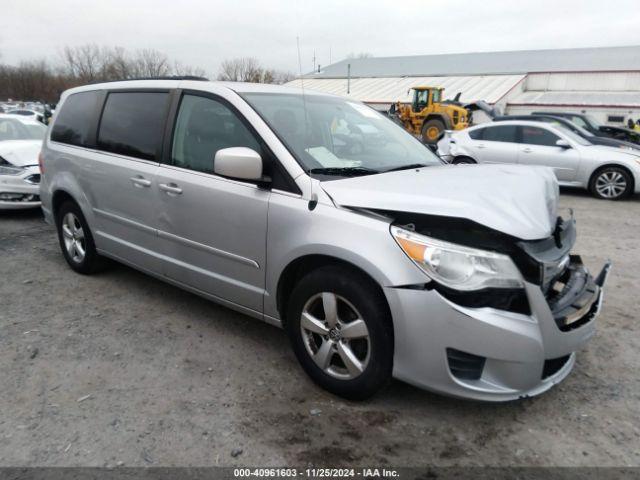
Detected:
left=40, top=79, right=610, bottom=401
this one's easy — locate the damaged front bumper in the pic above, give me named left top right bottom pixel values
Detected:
left=386, top=231, right=610, bottom=401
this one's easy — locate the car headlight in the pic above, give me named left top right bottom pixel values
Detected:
left=0, top=165, right=24, bottom=175
left=391, top=226, right=524, bottom=291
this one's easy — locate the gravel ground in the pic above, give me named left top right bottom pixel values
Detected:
left=0, top=189, right=639, bottom=468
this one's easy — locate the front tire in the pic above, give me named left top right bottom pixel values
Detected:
left=421, top=119, right=445, bottom=144
left=286, top=266, right=393, bottom=400
left=55, top=200, right=105, bottom=274
left=589, top=167, right=633, bottom=200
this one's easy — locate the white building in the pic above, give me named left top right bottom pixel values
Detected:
left=285, top=46, right=640, bottom=125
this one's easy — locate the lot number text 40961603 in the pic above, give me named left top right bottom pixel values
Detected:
left=233, top=468, right=400, bottom=478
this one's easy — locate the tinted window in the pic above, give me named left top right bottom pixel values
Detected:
left=521, top=126, right=560, bottom=146
left=171, top=94, right=263, bottom=174
left=51, top=91, right=101, bottom=147
left=468, top=128, right=483, bottom=140
left=98, top=92, right=169, bottom=161
left=470, top=125, right=517, bottom=142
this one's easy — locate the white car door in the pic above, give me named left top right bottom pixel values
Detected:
left=517, top=125, right=581, bottom=182
left=465, top=124, right=519, bottom=164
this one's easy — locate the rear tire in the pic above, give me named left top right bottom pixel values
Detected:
left=421, top=119, right=445, bottom=144
left=286, top=265, right=393, bottom=400
left=55, top=200, right=106, bottom=274
left=589, top=167, right=633, bottom=200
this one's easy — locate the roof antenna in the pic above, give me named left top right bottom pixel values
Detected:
left=297, top=36, right=317, bottom=211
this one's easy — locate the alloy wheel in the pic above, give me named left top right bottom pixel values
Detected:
left=61, top=212, right=86, bottom=263
left=300, top=292, right=371, bottom=380
left=595, top=171, right=627, bottom=199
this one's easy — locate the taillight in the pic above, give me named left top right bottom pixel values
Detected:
left=38, top=151, right=44, bottom=174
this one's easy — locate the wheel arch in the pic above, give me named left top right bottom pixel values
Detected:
left=588, top=163, right=636, bottom=193
left=51, top=189, right=78, bottom=219
left=276, top=254, right=392, bottom=330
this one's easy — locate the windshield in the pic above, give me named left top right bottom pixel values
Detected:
left=241, top=92, right=442, bottom=179
left=556, top=125, right=591, bottom=146
left=0, top=118, right=46, bottom=141
left=583, top=115, right=601, bottom=129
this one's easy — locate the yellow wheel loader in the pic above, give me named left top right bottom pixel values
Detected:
left=390, top=87, right=470, bottom=144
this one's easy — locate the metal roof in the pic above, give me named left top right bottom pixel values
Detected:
left=508, top=90, right=640, bottom=108
left=308, top=46, right=640, bottom=79
left=285, top=75, right=524, bottom=104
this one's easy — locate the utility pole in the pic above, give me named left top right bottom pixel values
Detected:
left=312, top=50, right=316, bottom=73
left=347, top=63, right=351, bottom=94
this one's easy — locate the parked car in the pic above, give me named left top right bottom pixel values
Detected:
left=494, top=114, right=640, bottom=151
left=6, top=109, right=46, bottom=124
left=0, top=115, right=46, bottom=209
left=438, top=120, right=640, bottom=200
left=534, top=111, right=640, bottom=145
left=40, top=80, right=610, bottom=401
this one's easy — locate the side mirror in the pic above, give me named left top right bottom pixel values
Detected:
left=556, top=139, right=571, bottom=149
left=214, top=147, right=267, bottom=183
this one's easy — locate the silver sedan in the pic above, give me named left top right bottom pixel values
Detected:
left=438, top=120, right=640, bottom=200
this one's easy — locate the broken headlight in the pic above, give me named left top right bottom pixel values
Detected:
left=391, top=226, right=524, bottom=291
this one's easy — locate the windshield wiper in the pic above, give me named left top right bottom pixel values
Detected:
left=383, top=163, right=430, bottom=173
left=308, top=166, right=380, bottom=177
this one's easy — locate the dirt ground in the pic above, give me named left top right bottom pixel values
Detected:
left=0, top=189, right=639, bottom=468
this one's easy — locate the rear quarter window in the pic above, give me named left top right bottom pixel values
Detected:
left=51, top=91, right=101, bottom=147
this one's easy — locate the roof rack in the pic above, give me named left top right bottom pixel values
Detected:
left=89, top=76, right=209, bottom=85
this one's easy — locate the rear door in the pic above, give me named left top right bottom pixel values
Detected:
left=86, top=90, right=170, bottom=272
left=466, top=124, right=519, bottom=164
left=517, top=125, right=581, bottom=182
left=155, top=91, right=270, bottom=312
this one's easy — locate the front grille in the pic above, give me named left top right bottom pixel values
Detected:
left=0, top=193, right=40, bottom=202
left=447, top=348, right=486, bottom=380
left=542, top=355, right=571, bottom=379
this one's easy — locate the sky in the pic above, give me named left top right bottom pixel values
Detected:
left=3, top=0, right=640, bottom=77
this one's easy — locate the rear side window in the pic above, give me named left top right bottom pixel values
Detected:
left=98, top=92, right=169, bottom=161
left=51, top=91, right=101, bottom=147
left=470, top=125, right=517, bottom=143
left=521, top=126, right=560, bottom=147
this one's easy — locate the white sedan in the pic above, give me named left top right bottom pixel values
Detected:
left=438, top=120, right=640, bottom=200
left=0, top=115, right=46, bottom=209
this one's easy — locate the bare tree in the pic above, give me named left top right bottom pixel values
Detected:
left=130, top=49, right=170, bottom=77
left=346, top=52, right=373, bottom=59
left=172, top=61, right=207, bottom=78
left=1, top=44, right=209, bottom=102
left=61, top=44, right=109, bottom=83
left=217, top=57, right=293, bottom=84
left=217, top=57, right=262, bottom=82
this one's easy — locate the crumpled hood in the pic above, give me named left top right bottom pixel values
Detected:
left=0, top=140, right=41, bottom=167
left=321, top=164, right=560, bottom=240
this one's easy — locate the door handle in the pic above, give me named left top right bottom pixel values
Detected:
left=477, top=144, right=486, bottom=149
left=159, top=183, right=183, bottom=195
left=522, top=148, right=533, bottom=153
left=130, top=176, right=151, bottom=187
